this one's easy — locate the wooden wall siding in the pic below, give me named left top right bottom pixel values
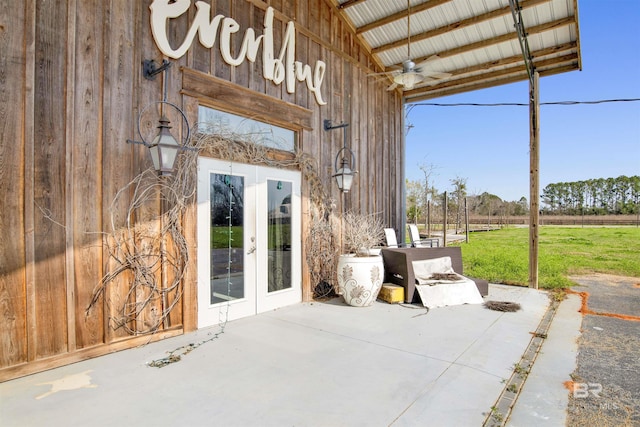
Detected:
left=33, top=0, right=69, bottom=360
left=72, top=0, right=103, bottom=350
left=101, top=0, right=135, bottom=345
left=0, top=0, right=28, bottom=368
left=0, top=0, right=403, bottom=380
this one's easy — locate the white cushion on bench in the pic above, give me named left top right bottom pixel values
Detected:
left=412, top=256, right=483, bottom=308
left=412, top=257, right=457, bottom=284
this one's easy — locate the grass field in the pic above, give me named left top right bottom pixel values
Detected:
left=453, top=227, right=640, bottom=289
left=211, top=224, right=291, bottom=249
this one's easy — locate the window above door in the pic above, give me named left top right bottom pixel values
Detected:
left=198, top=106, right=296, bottom=153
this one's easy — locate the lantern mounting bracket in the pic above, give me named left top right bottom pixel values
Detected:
left=324, top=119, right=357, bottom=193
left=323, top=119, right=348, bottom=131
left=143, top=59, right=172, bottom=80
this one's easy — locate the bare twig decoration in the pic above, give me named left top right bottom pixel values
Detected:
left=306, top=200, right=339, bottom=299
left=483, top=301, right=522, bottom=312
left=88, top=121, right=339, bottom=336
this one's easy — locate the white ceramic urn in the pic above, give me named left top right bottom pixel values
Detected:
left=336, top=254, right=384, bottom=307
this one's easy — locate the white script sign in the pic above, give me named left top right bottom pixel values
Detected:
left=150, top=1, right=326, bottom=105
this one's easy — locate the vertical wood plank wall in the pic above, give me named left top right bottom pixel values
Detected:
left=0, top=0, right=404, bottom=380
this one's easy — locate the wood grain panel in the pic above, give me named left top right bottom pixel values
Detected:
left=294, top=32, right=310, bottom=109
left=307, top=0, right=320, bottom=38
left=0, top=0, right=28, bottom=368
left=23, top=0, right=37, bottom=364
left=295, top=0, right=308, bottom=30
left=72, top=0, right=104, bottom=349
left=214, top=0, right=232, bottom=82
left=232, top=0, right=251, bottom=89
left=266, top=6, right=283, bottom=101
left=180, top=95, right=199, bottom=331
left=101, top=0, right=137, bottom=341
left=134, top=0, right=163, bottom=335
left=64, top=0, right=78, bottom=354
left=32, top=0, right=69, bottom=359
left=182, top=67, right=313, bottom=130
left=249, top=6, right=267, bottom=95
left=188, top=1, right=212, bottom=74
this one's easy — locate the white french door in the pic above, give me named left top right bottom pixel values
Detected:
left=197, top=158, right=301, bottom=327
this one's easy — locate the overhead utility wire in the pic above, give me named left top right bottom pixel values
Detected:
left=407, top=98, right=640, bottom=110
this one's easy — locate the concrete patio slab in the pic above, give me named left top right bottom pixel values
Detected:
left=0, top=284, right=580, bottom=426
left=507, top=294, right=582, bottom=426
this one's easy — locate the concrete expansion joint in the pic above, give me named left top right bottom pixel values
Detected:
left=482, top=294, right=560, bottom=426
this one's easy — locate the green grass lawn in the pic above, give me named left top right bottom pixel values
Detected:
left=211, top=226, right=244, bottom=248
left=211, top=224, right=291, bottom=249
left=453, top=227, right=640, bottom=289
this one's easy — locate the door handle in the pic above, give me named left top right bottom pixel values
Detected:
left=247, top=236, right=256, bottom=254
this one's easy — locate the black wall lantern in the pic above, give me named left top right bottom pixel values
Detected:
left=148, top=114, right=181, bottom=175
left=324, top=119, right=357, bottom=193
left=128, top=59, right=195, bottom=176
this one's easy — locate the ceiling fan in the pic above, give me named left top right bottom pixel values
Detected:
left=371, top=0, right=452, bottom=91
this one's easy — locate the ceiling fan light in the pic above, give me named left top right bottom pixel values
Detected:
left=394, top=72, right=424, bottom=90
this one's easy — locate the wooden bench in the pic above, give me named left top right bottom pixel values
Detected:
left=381, top=246, right=489, bottom=303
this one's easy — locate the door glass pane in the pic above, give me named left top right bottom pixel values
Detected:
left=268, top=180, right=292, bottom=292
left=210, top=173, right=244, bottom=304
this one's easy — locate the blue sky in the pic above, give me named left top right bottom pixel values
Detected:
left=405, top=0, right=640, bottom=202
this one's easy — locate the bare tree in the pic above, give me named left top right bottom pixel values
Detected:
left=419, top=162, right=438, bottom=233
left=405, top=178, right=423, bottom=224
left=450, top=176, right=468, bottom=234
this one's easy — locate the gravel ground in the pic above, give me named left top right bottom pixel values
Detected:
left=566, top=274, right=640, bottom=427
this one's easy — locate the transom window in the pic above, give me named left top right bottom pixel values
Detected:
left=198, top=106, right=295, bottom=152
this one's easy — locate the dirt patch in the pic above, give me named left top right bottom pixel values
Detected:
left=569, top=273, right=640, bottom=286
left=565, top=274, right=640, bottom=426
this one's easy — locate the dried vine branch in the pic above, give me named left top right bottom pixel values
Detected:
left=89, top=122, right=340, bottom=336
left=87, top=165, right=195, bottom=334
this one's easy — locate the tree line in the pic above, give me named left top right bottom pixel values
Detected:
left=405, top=166, right=529, bottom=228
left=406, top=169, right=639, bottom=227
left=542, top=175, right=640, bottom=215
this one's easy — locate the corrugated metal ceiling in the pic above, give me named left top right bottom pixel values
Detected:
left=334, top=0, right=581, bottom=101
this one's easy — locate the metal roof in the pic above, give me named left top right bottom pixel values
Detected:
left=334, top=0, right=581, bottom=101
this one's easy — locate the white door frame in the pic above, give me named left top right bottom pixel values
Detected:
left=197, top=157, right=301, bottom=328
left=256, top=167, right=302, bottom=313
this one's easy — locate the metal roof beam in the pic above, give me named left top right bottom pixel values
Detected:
left=406, top=63, right=578, bottom=101
left=338, top=0, right=368, bottom=9
left=405, top=57, right=578, bottom=101
left=372, top=0, right=552, bottom=55
left=356, top=0, right=451, bottom=35
left=425, top=41, right=577, bottom=80
left=388, top=16, right=574, bottom=70
left=407, top=52, right=578, bottom=94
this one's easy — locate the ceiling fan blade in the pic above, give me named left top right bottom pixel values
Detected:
left=367, top=71, right=396, bottom=77
left=421, top=76, right=448, bottom=86
left=386, top=82, right=399, bottom=91
left=419, top=70, right=452, bottom=79
left=413, top=54, right=451, bottom=79
left=414, top=55, right=443, bottom=69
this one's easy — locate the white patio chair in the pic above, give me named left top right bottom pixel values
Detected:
left=384, top=228, right=406, bottom=248
left=407, top=224, right=440, bottom=248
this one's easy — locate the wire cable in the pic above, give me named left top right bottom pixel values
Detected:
left=407, top=98, right=640, bottom=110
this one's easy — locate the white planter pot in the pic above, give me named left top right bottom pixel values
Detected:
left=336, top=254, right=384, bottom=307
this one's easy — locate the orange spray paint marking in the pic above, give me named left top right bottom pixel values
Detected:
left=563, top=380, right=577, bottom=393
left=565, top=288, right=640, bottom=322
